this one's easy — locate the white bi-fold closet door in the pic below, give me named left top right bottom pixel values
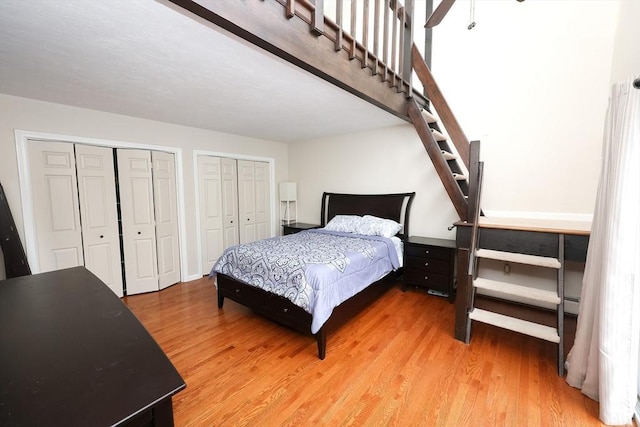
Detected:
left=28, top=142, right=123, bottom=296
left=27, top=141, right=180, bottom=296
left=197, top=156, right=271, bottom=274
left=117, top=149, right=181, bottom=294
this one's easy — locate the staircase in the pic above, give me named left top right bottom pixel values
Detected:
left=170, top=0, right=471, bottom=221
left=409, top=44, right=472, bottom=221
left=464, top=158, right=566, bottom=376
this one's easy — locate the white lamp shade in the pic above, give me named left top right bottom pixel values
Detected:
left=279, top=182, right=297, bottom=202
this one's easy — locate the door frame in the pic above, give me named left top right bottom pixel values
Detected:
left=15, top=129, right=189, bottom=282
left=193, top=150, right=276, bottom=276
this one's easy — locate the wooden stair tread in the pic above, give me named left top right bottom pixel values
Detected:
left=475, top=249, right=561, bottom=268
left=469, top=309, right=560, bottom=343
left=420, top=108, right=437, bottom=123
left=430, top=128, right=446, bottom=141
left=441, top=150, right=457, bottom=160
left=473, top=277, right=561, bottom=304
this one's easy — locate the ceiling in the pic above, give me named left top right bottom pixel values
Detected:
left=0, top=0, right=405, bottom=143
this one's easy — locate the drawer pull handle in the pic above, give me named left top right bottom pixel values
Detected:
left=424, top=276, right=428, bottom=280
left=235, top=289, right=240, bottom=293
left=283, top=308, right=288, bottom=313
left=425, top=250, right=430, bottom=254
left=424, top=262, right=429, bottom=267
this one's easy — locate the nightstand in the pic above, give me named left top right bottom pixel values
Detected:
left=282, top=222, right=321, bottom=235
left=403, top=236, right=456, bottom=303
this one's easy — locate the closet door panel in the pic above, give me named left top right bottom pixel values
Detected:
left=76, top=144, right=123, bottom=297
left=152, top=151, right=181, bottom=289
left=198, top=156, right=224, bottom=274
left=221, top=158, right=239, bottom=248
left=254, top=161, right=271, bottom=241
left=27, top=141, right=83, bottom=272
left=117, top=149, right=158, bottom=295
left=237, top=160, right=256, bottom=244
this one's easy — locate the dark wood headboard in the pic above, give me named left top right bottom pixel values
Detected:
left=320, top=192, right=416, bottom=239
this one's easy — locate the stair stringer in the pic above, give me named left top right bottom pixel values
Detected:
left=407, top=100, right=468, bottom=221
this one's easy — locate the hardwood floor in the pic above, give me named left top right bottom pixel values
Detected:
left=124, top=277, right=606, bottom=426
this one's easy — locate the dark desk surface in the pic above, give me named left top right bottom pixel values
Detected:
left=0, top=267, right=185, bottom=426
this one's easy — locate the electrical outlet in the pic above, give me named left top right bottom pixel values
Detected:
left=503, top=263, right=511, bottom=275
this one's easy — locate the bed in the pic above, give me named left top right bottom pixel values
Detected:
left=212, top=191, right=415, bottom=359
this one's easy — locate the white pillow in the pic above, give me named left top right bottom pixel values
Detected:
left=324, top=215, right=362, bottom=233
left=356, top=215, right=402, bottom=238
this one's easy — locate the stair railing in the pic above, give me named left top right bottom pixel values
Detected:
left=278, top=0, right=415, bottom=95
left=465, top=140, right=483, bottom=343
left=411, top=44, right=470, bottom=170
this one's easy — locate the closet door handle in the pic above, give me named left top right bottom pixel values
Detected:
left=100, top=235, right=104, bottom=239
left=137, top=231, right=141, bottom=235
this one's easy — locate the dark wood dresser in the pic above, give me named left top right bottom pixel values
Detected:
left=403, top=236, right=456, bottom=303
left=0, top=267, right=185, bottom=426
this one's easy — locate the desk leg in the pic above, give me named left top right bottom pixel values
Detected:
left=152, top=398, right=175, bottom=427
left=454, top=248, right=470, bottom=342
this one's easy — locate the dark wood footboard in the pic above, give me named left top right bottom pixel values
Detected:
left=216, top=270, right=400, bottom=359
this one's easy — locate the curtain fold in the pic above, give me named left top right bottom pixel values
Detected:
left=565, top=77, right=640, bottom=426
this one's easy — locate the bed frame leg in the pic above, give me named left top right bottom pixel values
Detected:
left=316, top=328, right=326, bottom=360
left=217, top=293, right=224, bottom=309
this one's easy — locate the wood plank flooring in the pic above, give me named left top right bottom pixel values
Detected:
left=123, top=277, right=607, bottom=426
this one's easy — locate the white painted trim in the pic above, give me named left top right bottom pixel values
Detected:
left=192, top=149, right=277, bottom=276
left=14, top=129, right=190, bottom=283
left=482, top=210, right=593, bottom=222
left=634, top=397, right=640, bottom=427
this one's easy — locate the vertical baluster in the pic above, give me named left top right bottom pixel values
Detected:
left=383, top=0, right=390, bottom=82
left=362, top=0, right=369, bottom=69
left=391, top=0, right=398, bottom=87
left=335, top=0, right=343, bottom=51
left=402, top=0, right=414, bottom=94
left=350, top=0, right=357, bottom=60
left=286, top=0, right=295, bottom=18
left=373, top=0, right=380, bottom=75
left=398, top=5, right=405, bottom=92
left=398, top=7, right=407, bottom=92
left=312, top=0, right=324, bottom=35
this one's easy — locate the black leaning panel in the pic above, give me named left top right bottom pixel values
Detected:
left=456, top=226, right=589, bottom=262
left=479, top=228, right=559, bottom=258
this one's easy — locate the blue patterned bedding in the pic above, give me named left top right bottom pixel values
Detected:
left=211, top=229, right=400, bottom=333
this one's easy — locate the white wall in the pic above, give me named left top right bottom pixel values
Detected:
left=289, top=124, right=459, bottom=239
left=428, top=0, right=620, bottom=217
left=0, top=94, right=289, bottom=281
left=290, top=1, right=621, bottom=233
left=609, top=0, right=640, bottom=85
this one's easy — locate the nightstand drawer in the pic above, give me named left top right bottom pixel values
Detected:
left=404, top=269, right=450, bottom=290
left=404, top=244, right=451, bottom=261
left=405, top=256, right=450, bottom=274
left=403, top=236, right=456, bottom=302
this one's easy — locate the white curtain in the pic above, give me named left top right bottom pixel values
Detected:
left=565, top=77, right=640, bottom=426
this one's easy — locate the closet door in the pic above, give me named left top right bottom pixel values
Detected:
left=253, top=161, right=271, bottom=241
left=220, top=158, right=239, bottom=248
left=198, top=156, right=224, bottom=274
left=117, top=149, right=158, bottom=295
left=152, top=151, right=181, bottom=289
left=27, top=141, right=84, bottom=272
left=75, top=144, right=123, bottom=297
left=237, top=160, right=256, bottom=244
